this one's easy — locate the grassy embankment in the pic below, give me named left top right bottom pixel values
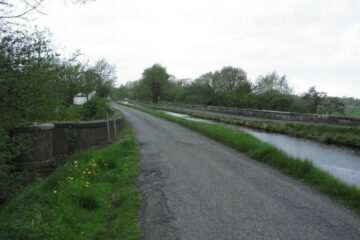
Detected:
left=0, top=123, right=141, bottom=240
left=124, top=103, right=360, bottom=214
left=345, top=105, right=360, bottom=118
left=142, top=104, right=360, bottom=149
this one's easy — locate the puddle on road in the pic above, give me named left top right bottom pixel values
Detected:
left=162, top=109, right=360, bottom=188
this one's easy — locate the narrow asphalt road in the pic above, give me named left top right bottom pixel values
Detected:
left=112, top=104, right=360, bottom=240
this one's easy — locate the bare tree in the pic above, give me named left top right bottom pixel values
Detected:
left=0, top=0, right=44, bottom=19
left=0, top=0, right=94, bottom=26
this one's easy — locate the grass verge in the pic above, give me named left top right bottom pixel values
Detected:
left=0, top=122, right=141, bottom=240
left=123, top=103, right=360, bottom=214
left=142, top=103, right=360, bottom=149
left=345, top=105, right=360, bottom=118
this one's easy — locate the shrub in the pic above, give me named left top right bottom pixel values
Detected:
left=53, top=105, right=83, bottom=121
left=0, top=129, right=26, bottom=203
left=0, top=165, right=20, bottom=204
left=81, top=97, right=111, bottom=120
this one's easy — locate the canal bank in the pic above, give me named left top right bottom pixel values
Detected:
left=161, top=110, right=360, bottom=189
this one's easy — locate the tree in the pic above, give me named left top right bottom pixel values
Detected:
left=93, top=59, right=117, bottom=85
left=0, top=0, right=45, bottom=22
left=0, top=0, right=94, bottom=27
left=212, top=66, right=251, bottom=94
left=177, top=73, right=216, bottom=105
left=302, top=86, right=327, bottom=113
left=77, top=59, right=116, bottom=98
left=142, top=64, right=170, bottom=103
left=318, top=97, right=345, bottom=115
left=0, top=28, right=58, bottom=128
left=255, top=71, right=292, bottom=94
left=113, top=84, right=129, bottom=100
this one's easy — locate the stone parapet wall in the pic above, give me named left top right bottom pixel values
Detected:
left=159, top=102, right=360, bottom=126
left=17, top=117, right=124, bottom=170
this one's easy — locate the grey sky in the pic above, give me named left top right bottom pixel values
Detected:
left=33, top=0, right=360, bottom=97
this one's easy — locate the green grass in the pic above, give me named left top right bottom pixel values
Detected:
left=125, top=103, right=360, bottom=214
left=0, top=122, right=141, bottom=240
left=345, top=105, right=360, bottom=118
left=142, top=104, right=360, bottom=149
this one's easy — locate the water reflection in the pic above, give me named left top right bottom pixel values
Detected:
left=161, top=111, right=215, bottom=124
left=235, top=126, right=360, bottom=188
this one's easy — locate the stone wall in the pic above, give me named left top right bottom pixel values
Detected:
left=159, top=102, right=360, bottom=126
left=17, top=117, right=124, bottom=170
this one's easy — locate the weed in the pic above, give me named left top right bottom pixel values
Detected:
left=0, top=122, right=141, bottom=239
left=77, top=192, right=100, bottom=210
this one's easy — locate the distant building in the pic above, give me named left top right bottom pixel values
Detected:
left=73, top=91, right=96, bottom=105
left=73, top=93, right=87, bottom=105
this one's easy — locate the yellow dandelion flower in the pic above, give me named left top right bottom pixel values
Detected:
left=67, top=176, right=74, bottom=181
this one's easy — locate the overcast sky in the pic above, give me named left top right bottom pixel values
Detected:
left=31, top=0, right=360, bottom=97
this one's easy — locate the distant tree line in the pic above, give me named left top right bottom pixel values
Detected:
left=114, top=64, right=346, bottom=115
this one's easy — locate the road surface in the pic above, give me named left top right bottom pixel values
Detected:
left=112, top=104, right=360, bottom=240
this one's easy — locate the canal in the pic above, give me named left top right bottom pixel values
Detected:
left=162, top=110, right=360, bottom=188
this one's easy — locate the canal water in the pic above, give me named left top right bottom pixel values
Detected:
left=162, top=111, right=215, bottom=124
left=161, top=110, right=360, bottom=188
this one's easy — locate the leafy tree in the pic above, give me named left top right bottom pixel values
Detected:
left=53, top=60, right=85, bottom=105
left=181, top=73, right=215, bottom=104
left=318, top=97, right=345, bottom=115
left=212, top=66, right=251, bottom=94
left=142, top=64, right=170, bottom=103
left=302, top=86, right=327, bottom=113
left=0, top=28, right=57, bottom=128
left=256, top=90, right=298, bottom=111
left=113, top=84, right=129, bottom=100
left=159, top=76, right=183, bottom=102
left=255, top=71, right=292, bottom=94
left=81, top=59, right=116, bottom=98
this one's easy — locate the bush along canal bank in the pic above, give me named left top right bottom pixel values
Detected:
left=139, top=103, right=360, bottom=149
left=122, top=103, right=360, bottom=215
left=0, top=122, right=141, bottom=240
